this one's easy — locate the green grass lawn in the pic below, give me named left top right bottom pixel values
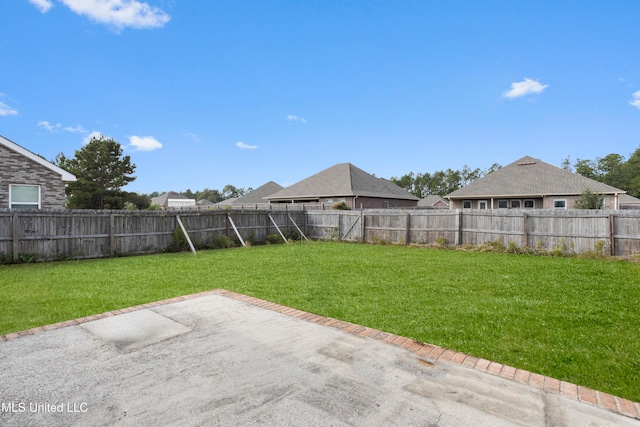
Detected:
left=2, top=241, right=639, bottom=402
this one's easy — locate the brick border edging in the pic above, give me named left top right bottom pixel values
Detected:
left=213, top=289, right=640, bottom=421
left=1, top=288, right=639, bottom=421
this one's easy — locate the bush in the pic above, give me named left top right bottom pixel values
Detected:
left=165, top=228, right=189, bottom=253
left=332, top=201, right=350, bottom=210
left=213, top=235, right=234, bottom=249
left=264, top=233, right=284, bottom=245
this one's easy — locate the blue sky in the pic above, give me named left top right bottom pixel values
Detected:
left=2, top=1, right=640, bottom=194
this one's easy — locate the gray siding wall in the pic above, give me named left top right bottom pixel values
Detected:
left=0, top=145, right=68, bottom=209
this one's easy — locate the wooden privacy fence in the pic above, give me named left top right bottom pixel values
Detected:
left=2, top=208, right=640, bottom=261
left=306, top=209, right=640, bottom=256
left=0, top=209, right=306, bottom=262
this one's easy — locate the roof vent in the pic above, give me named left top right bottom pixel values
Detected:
left=517, top=161, right=536, bottom=166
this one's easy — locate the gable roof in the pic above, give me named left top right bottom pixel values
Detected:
left=150, top=191, right=192, bottom=206
left=447, top=156, right=625, bottom=199
left=214, top=197, right=238, bottom=206
left=0, top=135, right=76, bottom=182
left=418, top=195, right=449, bottom=207
left=266, top=163, right=419, bottom=201
left=197, top=199, right=215, bottom=206
left=619, top=193, right=640, bottom=206
left=233, top=181, right=283, bottom=204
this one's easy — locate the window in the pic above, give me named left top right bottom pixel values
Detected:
left=10, top=184, right=40, bottom=209
left=478, top=200, right=487, bottom=209
left=383, top=201, right=390, bottom=208
left=553, top=199, right=566, bottom=209
left=498, top=200, right=508, bottom=209
left=510, top=200, right=521, bottom=209
left=524, top=199, right=535, bottom=209
left=462, top=201, right=472, bottom=209
left=325, top=198, right=334, bottom=203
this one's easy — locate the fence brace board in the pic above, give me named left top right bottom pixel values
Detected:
left=176, top=215, right=197, bottom=255
left=268, top=214, right=288, bottom=243
left=226, top=214, right=246, bottom=247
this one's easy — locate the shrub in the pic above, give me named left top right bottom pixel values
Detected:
left=264, top=233, right=284, bottom=245
left=332, top=201, right=350, bottom=210
left=165, top=228, right=189, bottom=253
left=213, top=235, right=234, bottom=249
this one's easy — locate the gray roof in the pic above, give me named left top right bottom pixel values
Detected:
left=151, top=191, right=192, bottom=206
left=418, top=195, right=449, bottom=207
left=214, top=197, right=238, bottom=206
left=266, top=163, right=419, bottom=201
left=197, top=199, right=215, bottom=206
left=233, top=181, right=283, bottom=204
left=1, top=134, right=76, bottom=182
left=619, top=194, right=640, bottom=206
left=447, top=156, right=625, bottom=199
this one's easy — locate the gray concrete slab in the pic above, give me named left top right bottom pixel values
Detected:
left=0, top=292, right=638, bottom=426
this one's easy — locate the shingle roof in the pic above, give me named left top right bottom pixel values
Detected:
left=0, top=134, right=76, bottom=182
left=266, top=163, right=419, bottom=201
left=619, top=194, right=640, bottom=206
left=150, top=191, right=192, bottom=206
left=418, top=195, right=449, bottom=207
left=447, top=156, right=625, bottom=199
left=233, top=181, right=283, bottom=204
left=214, top=197, right=238, bottom=206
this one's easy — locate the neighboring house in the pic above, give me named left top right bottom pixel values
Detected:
left=619, top=194, right=640, bottom=210
left=446, top=155, right=626, bottom=210
left=150, top=191, right=196, bottom=209
left=266, top=163, right=419, bottom=209
left=230, top=181, right=283, bottom=206
left=197, top=199, right=215, bottom=207
left=213, top=197, right=238, bottom=207
left=0, top=135, right=76, bottom=209
left=418, top=195, right=449, bottom=209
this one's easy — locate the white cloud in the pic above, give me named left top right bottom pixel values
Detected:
left=287, top=114, right=307, bottom=123
left=236, top=141, right=258, bottom=150
left=630, top=91, right=640, bottom=110
left=184, top=131, right=200, bottom=142
left=83, top=131, right=104, bottom=144
left=37, top=120, right=62, bottom=131
left=59, top=0, right=170, bottom=31
left=28, top=0, right=53, bottom=13
left=0, top=102, right=18, bottom=116
left=130, top=135, right=162, bottom=151
left=39, top=120, right=89, bottom=133
left=64, top=124, right=87, bottom=133
left=0, top=93, right=18, bottom=116
left=503, top=78, right=548, bottom=99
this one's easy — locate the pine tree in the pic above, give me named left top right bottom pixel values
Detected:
left=61, top=136, right=136, bottom=209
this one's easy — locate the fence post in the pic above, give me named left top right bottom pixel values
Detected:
left=609, top=214, right=615, bottom=256
left=338, top=213, right=342, bottom=240
left=110, top=214, right=116, bottom=257
left=405, top=213, right=411, bottom=245
left=12, top=212, right=19, bottom=262
left=455, top=209, right=463, bottom=245
left=522, top=212, right=528, bottom=248
left=360, top=209, right=365, bottom=243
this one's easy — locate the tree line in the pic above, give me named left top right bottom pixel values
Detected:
left=56, top=135, right=640, bottom=210
left=561, top=147, right=640, bottom=198
left=389, top=164, right=502, bottom=198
